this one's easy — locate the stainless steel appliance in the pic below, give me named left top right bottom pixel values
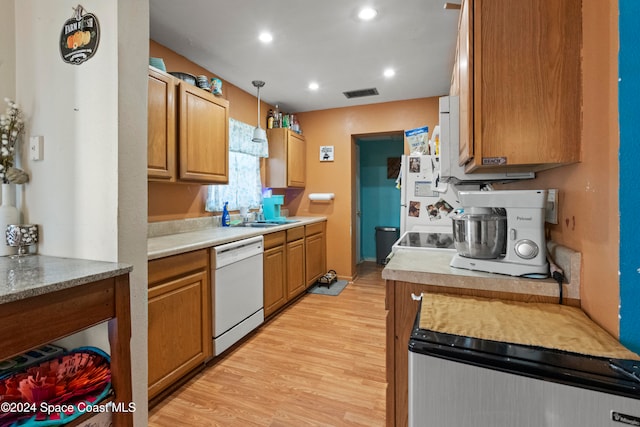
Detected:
left=408, top=309, right=640, bottom=427
left=212, top=235, right=264, bottom=356
left=450, top=190, right=549, bottom=277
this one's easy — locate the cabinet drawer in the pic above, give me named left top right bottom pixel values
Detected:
left=264, top=231, right=286, bottom=249
left=287, top=226, right=305, bottom=242
left=305, top=222, right=324, bottom=237
left=148, top=249, right=208, bottom=287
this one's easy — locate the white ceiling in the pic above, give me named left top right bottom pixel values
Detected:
left=149, top=1, right=460, bottom=113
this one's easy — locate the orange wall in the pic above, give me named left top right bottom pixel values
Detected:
left=148, top=40, right=272, bottom=221
left=497, top=1, right=619, bottom=337
left=296, top=98, right=441, bottom=280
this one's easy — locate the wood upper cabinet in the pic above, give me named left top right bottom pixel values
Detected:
left=147, top=66, right=229, bottom=183
left=455, top=0, right=582, bottom=173
left=178, top=83, right=229, bottom=183
left=263, top=231, right=287, bottom=317
left=305, top=222, right=326, bottom=287
left=148, top=67, right=176, bottom=180
left=148, top=249, right=211, bottom=400
left=265, top=128, right=306, bottom=188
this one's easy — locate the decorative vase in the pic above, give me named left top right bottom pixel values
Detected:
left=0, top=183, right=20, bottom=256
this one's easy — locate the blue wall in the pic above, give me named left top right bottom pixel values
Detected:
left=359, top=140, right=403, bottom=261
left=619, top=0, right=640, bottom=353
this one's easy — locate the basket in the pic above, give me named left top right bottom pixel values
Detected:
left=0, top=347, right=112, bottom=426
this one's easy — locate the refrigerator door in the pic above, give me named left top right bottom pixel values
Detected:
left=400, top=154, right=468, bottom=234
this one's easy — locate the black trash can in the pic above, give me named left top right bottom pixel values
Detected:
left=375, top=226, right=399, bottom=265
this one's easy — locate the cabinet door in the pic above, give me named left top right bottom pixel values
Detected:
left=287, top=132, right=306, bottom=188
left=264, top=244, right=286, bottom=317
left=389, top=281, right=433, bottom=427
left=457, top=0, right=473, bottom=165
left=147, top=68, right=176, bottom=181
left=179, top=83, right=229, bottom=183
left=148, top=269, right=209, bottom=399
left=286, top=239, right=306, bottom=299
left=464, top=0, right=581, bottom=172
left=265, top=128, right=306, bottom=188
left=305, top=232, right=326, bottom=287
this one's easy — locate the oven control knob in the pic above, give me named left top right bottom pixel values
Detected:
left=514, top=239, right=539, bottom=259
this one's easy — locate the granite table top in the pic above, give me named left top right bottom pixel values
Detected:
left=0, top=255, right=132, bottom=305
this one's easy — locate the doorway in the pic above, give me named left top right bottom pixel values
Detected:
left=355, top=133, right=404, bottom=264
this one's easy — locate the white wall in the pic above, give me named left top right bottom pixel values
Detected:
left=14, top=1, right=148, bottom=425
left=0, top=0, right=15, bottom=101
left=16, top=1, right=119, bottom=258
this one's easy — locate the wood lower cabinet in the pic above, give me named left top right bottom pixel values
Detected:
left=286, top=228, right=306, bottom=299
left=265, top=128, right=306, bottom=188
left=263, top=222, right=326, bottom=318
left=453, top=0, right=581, bottom=173
left=305, top=222, right=326, bottom=287
left=147, top=66, right=229, bottom=183
left=148, top=249, right=211, bottom=400
left=263, top=232, right=287, bottom=317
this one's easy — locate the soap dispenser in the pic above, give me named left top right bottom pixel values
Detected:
left=222, top=202, right=230, bottom=227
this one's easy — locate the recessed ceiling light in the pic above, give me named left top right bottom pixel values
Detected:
left=384, top=68, right=395, bottom=78
left=358, top=7, right=378, bottom=21
left=259, top=32, right=273, bottom=43
left=308, top=82, right=319, bottom=91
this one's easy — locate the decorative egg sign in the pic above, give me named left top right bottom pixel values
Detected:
left=59, top=5, right=100, bottom=65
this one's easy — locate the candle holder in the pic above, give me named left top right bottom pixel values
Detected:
left=6, top=224, right=38, bottom=257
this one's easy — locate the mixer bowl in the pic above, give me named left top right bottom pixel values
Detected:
left=452, top=213, right=506, bottom=259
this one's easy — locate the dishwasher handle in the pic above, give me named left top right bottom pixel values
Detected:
left=214, top=235, right=264, bottom=269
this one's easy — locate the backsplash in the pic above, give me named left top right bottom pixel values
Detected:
left=148, top=216, right=217, bottom=238
left=148, top=209, right=290, bottom=237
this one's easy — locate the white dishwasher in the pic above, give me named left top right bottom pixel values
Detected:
left=213, top=235, right=264, bottom=356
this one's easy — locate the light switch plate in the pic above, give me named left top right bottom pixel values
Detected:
left=30, top=135, right=44, bottom=161
left=545, top=189, right=558, bottom=224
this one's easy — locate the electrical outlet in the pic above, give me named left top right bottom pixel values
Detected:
left=545, top=189, right=558, bottom=224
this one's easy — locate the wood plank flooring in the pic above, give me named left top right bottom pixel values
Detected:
left=149, top=262, right=387, bottom=427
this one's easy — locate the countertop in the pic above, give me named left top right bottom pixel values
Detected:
left=148, top=216, right=327, bottom=260
left=382, top=246, right=580, bottom=300
left=0, top=255, right=133, bottom=304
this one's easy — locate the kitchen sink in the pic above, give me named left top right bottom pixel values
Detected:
left=242, top=219, right=300, bottom=228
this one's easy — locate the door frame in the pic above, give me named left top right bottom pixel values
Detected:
left=352, top=131, right=405, bottom=272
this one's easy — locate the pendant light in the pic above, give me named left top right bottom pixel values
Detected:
left=252, top=80, right=267, bottom=143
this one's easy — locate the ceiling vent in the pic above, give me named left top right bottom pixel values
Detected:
left=343, top=88, right=379, bottom=99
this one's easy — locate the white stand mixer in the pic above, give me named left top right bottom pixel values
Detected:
left=450, top=190, right=549, bottom=277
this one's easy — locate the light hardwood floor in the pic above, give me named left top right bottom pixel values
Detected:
left=149, top=262, right=387, bottom=427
